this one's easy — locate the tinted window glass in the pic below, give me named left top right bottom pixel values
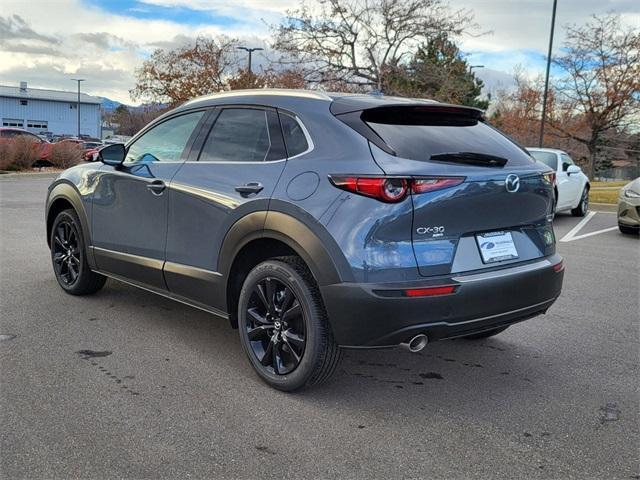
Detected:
left=560, top=154, right=575, bottom=171
left=280, top=113, right=309, bottom=157
left=529, top=150, right=558, bottom=170
left=363, top=109, right=533, bottom=166
left=125, top=111, right=204, bottom=164
left=200, top=109, right=271, bottom=162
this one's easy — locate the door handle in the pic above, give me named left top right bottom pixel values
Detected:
left=235, top=182, right=264, bottom=195
left=146, top=180, right=166, bottom=195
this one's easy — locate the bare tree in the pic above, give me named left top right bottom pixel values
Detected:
left=131, top=36, right=239, bottom=106
left=227, top=67, right=306, bottom=90
left=112, top=105, right=168, bottom=137
left=549, top=14, right=640, bottom=176
left=272, top=0, right=476, bottom=91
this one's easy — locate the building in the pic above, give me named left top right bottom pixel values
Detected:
left=0, top=81, right=102, bottom=138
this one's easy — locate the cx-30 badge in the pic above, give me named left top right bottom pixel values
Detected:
left=505, top=174, right=520, bottom=193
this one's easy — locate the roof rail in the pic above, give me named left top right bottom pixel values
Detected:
left=184, top=89, right=333, bottom=106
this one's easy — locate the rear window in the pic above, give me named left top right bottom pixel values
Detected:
left=529, top=150, right=558, bottom=170
left=363, top=107, right=533, bottom=166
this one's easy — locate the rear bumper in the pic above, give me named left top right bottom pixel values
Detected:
left=321, top=254, right=564, bottom=347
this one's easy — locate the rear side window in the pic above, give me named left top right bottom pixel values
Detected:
left=200, top=109, right=271, bottom=162
left=363, top=107, right=534, bottom=166
left=280, top=113, right=309, bottom=157
left=529, top=151, right=558, bottom=170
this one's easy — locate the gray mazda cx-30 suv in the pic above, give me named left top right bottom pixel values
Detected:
left=45, top=89, right=564, bottom=391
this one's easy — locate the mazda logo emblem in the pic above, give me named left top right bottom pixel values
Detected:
left=505, top=174, right=520, bottom=193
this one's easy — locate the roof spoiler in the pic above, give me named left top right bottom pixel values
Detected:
left=330, top=96, right=484, bottom=118
left=332, top=102, right=485, bottom=156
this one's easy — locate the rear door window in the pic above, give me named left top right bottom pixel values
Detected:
left=362, top=107, right=534, bottom=166
left=200, top=108, right=271, bottom=162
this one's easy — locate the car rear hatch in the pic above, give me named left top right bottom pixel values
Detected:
left=333, top=101, right=556, bottom=277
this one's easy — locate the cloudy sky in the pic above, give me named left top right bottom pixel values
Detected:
left=1, top=0, right=638, bottom=104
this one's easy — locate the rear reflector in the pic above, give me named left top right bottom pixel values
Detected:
left=404, top=285, right=457, bottom=297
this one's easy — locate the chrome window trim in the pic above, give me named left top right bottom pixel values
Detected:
left=190, top=158, right=287, bottom=165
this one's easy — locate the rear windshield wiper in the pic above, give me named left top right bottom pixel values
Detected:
left=429, top=152, right=508, bottom=167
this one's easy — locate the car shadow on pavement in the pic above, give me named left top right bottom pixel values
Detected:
left=83, top=277, right=553, bottom=414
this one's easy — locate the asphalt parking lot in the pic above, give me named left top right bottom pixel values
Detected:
left=1, top=173, right=638, bottom=479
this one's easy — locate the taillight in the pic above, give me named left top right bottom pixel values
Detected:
left=542, top=172, right=556, bottom=187
left=329, top=176, right=463, bottom=203
left=329, top=177, right=409, bottom=202
left=412, top=177, right=465, bottom=193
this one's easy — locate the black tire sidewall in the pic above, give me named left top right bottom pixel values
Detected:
left=581, top=189, right=588, bottom=215
left=237, top=260, right=324, bottom=391
left=572, top=188, right=588, bottom=217
left=50, top=209, right=88, bottom=293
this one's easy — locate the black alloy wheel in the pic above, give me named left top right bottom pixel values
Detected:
left=238, top=257, right=341, bottom=391
left=245, top=277, right=306, bottom=375
left=52, top=218, right=81, bottom=286
left=50, top=209, right=106, bottom=295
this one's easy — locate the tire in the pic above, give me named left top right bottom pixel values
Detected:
left=50, top=209, right=106, bottom=295
left=619, top=223, right=639, bottom=235
left=462, top=326, right=509, bottom=340
left=571, top=187, right=589, bottom=217
left=237, top=256, right=342, bottom=391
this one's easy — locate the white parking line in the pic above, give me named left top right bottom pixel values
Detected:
left=560, top=211, right=596, bottom=242
left=564, top=227, right=619, bottom=241
left=559, top=211, right=618, bottom=242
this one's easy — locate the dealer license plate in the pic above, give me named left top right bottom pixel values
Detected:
left=476, top=231, right=519, bottom=263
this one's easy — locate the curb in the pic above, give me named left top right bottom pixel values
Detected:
left=590, top=203, right=617, bottom=212
left=0, top=170, right=61, bottom=177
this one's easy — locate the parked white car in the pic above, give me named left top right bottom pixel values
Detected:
left=527, top=148, right=590, bottom=217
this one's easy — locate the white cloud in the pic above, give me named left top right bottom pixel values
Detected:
left=0, top=0, right=638, bottom=104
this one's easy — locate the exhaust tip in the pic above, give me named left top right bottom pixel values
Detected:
left=402, top=334, right=428, bottom=353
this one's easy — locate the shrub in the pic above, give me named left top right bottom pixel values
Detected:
left=0, top=139, right=13, bottom=170
left=0, top=136, right=39, bottom=171
left=49, top=142, right=83, bottom=169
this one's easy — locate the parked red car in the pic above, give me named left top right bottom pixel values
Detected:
left=0, top=127, right=52, bottom=162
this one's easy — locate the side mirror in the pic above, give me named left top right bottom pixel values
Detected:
left=567, top=165, right=581, bottom=175
left=99, top=143, right=125, bottom=166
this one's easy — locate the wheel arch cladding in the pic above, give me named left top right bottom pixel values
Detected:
left=46, top=182, right=96, bottom=269
left=46, top=183, right=90, bottom=247
left=219, top=210, right=353, bottom=328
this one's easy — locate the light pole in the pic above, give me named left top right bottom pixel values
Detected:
left=539, top=0, right=558, bottom=148
left=469, top=64, right=485, bottom=74
left=71, top=78, right=85, bottom=138
left=237, top=46, right=264, bottom=74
